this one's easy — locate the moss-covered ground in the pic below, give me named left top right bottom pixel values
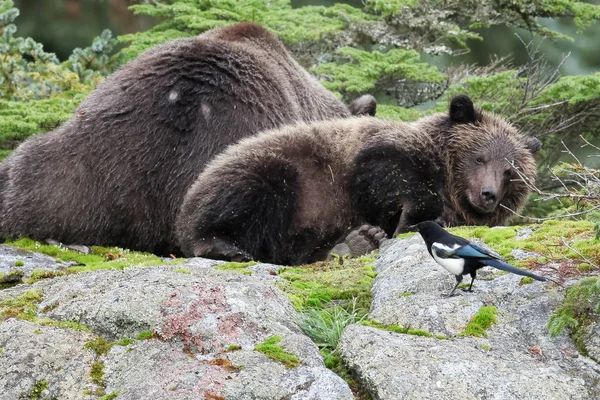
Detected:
left=2, top=238, right=185, bottom=283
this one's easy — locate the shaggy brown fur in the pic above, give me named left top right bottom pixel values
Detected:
left=176, top=95, right=540, bottom=265
left=0, top=22, right=374, bottom=255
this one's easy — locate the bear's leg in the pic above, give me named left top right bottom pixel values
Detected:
left=179, top=155, right=300, bottom=264
left=193, top=237, right=253, bottom=262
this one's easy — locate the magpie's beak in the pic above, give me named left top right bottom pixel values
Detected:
left=408, top=224, right=418, bottom=232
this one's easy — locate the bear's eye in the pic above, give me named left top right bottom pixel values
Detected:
left=476, top=157, right=484, bottom=164
left=504, top=169, right=512, bottom=179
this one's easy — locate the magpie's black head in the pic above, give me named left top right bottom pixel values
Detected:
left=409, top=221, right=446, bottom=239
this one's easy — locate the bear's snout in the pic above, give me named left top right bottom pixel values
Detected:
left=480, top=187, right=497, bottom=205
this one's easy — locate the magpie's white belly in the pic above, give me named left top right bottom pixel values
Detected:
left=431, top=243, right=465, bottom=276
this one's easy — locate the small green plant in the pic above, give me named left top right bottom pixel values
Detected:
left=21, top=380, right=48, bottom=400
left=254, top=336, right=300, bottom=368
left=14, top=260, right=24, bottom=267
left=461, top=306, right=498, bottom=337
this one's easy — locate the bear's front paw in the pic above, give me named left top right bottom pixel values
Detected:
left=343, top=224, right=387, bottom=257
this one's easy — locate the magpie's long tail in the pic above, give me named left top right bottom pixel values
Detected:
left=482, top=259, right=547, bottom=281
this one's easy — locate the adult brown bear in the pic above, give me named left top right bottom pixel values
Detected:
left=176, top=95, right=541, bottom=265
left=0, top=22, right=375, bottom=255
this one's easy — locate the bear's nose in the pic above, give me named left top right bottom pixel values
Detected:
left=480, top=187, right=497, bottom=204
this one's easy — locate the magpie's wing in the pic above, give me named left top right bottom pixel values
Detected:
left=483, top=259, right=547, bottom=281
left=453, top=242, right=503, bottom=260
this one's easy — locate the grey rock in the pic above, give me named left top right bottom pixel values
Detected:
left=0, top=319, right=96, bottom=400
left=339, top=324, right=599, bottom=400
left=0, top=244, right=67, bottom=280
left=516, top=226, right=534, bottom=240
left=582, top=318, right=600, bottom=363
left=0, top=258, right=353, bottom=399
left=356, top=236, right=600, bottom=399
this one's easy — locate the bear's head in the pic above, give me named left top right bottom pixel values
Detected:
left=444, top=95, right=541, bottom=226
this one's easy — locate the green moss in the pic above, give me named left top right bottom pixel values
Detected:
left=0, top=269, right=24, bottom=286
left=99, top=391, right=120, bottom=400
left=14, top=260, right=24, bottom=267
left=33, top=329, right=41, bottom=334
left=276, top=255, right=376, bottom=314
left=577, top=263, right=594, bottom=273
left=446, top=220, right=600, bottom=270
left=37, top=319, right=91, bottom=332
left=461, top=306, right=498, bottom=337
left=27, top=269, right=68, bottom=284
left=361, top=320, right=435, bottom=338
left=226, top=344, right=242, bottom=352
left=21, top=380, right=48, bottom=400
left=5, top=238, right=181, bottom=274
left=85, top=337, right=111, bottom=357
left=519, top=276, right=535, bottom=286
left=90, top=360, right=105, bottom=386
left=0, top=289, right=42, bottom=321
left=174, top=268, right=191, bottom=274
left=113, top=338, right=134, bottom=347
left=481, top=344, right=491, bottom=351
left=136, top=330, right=154, bottom=340
left=457, top=283, right=476, bottom=290
left=254, top=336, right=300, bottom=369
left=215, top=261, right=257, bottom=275
left=400, top=291, right=412, bottom=297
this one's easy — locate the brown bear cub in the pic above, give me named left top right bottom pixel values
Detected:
left=0, top=22, right=374, bottom=256
left=176, top=95, right=540, bottom=265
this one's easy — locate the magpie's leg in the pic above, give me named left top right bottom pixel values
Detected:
left=447, top=275, right=463, bottom=297
left=462, top=272, right=476, bottom=292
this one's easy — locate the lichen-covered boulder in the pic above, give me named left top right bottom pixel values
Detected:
left=346, top=235, right=600, bottom=399
left=0, top=259, right=353, bottom=399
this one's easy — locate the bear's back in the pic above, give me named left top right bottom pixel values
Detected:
left=0, top=23, right=355, bottom=255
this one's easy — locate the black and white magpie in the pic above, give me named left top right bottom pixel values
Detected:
left=410, top=221, right=547, bottom=297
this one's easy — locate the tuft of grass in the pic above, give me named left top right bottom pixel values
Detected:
left=461, top=306, right=498, bottom=337
left=360, top=319, right=434, bottom=338
left=254, top=336, right=300, bottom=368
left=14, top=260, right=24, bottom=267
left=296, top=300, right=366, bottom=352
left=215, top=261, right=257, bottom=275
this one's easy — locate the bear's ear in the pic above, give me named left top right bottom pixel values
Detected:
left=348, top=95, right=377, bottom=117
left=525, top=136, right=541, bottom=154
left=449, top=94, right=477, bottom=124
